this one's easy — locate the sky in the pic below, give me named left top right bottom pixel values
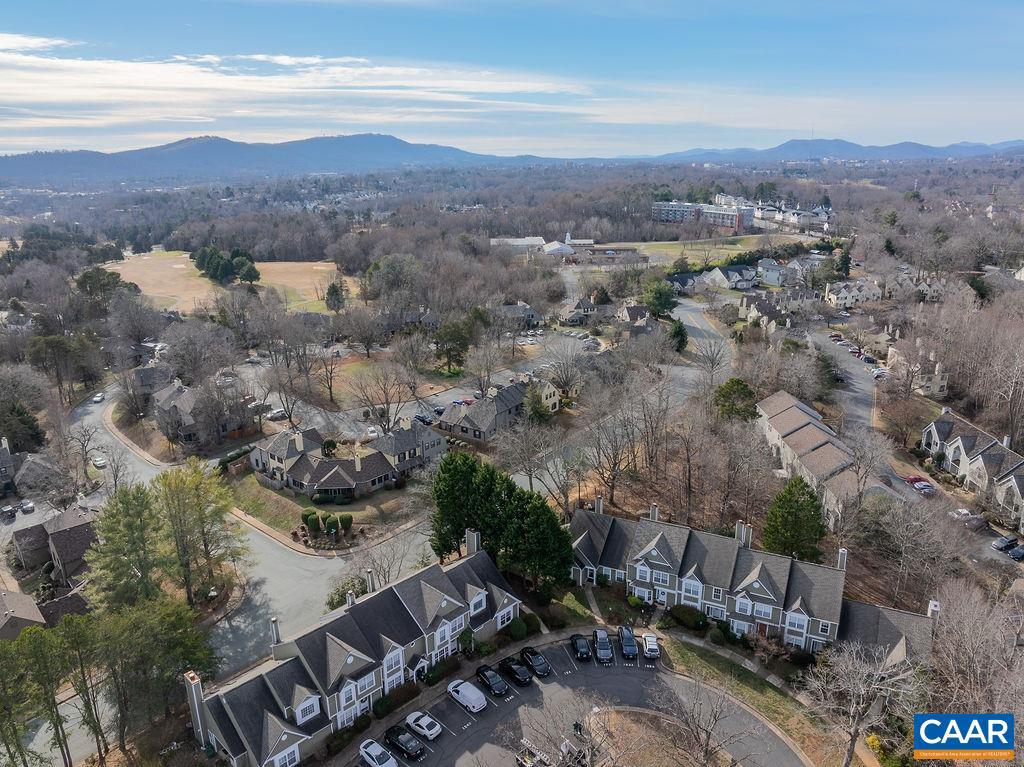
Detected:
left=1, top=0, right=1023, bottom=156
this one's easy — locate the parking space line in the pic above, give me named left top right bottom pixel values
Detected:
left=561, top=646, right=579, bottom=672
left=432, top=716, right=459, bottom=737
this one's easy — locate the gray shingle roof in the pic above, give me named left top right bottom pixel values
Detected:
left=678, top=530, right=740, bottom=587
left=837, top=598, right=933, bottom=662
left=206, top=695, right=247, bottom=757
left=786, top=561, right=845, bottom=624
left=368, top=422, right=427, bottom=456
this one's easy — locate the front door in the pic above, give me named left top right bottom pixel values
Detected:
left=655, top=588, right=667, bottom=605
left=585, top=567, right=596, bottom=584
left=756, top=622, right=769, bottom=638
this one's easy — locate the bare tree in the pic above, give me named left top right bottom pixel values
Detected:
left=68, top=424, right=101, bottom=485
left=465, top=340, right=504, bottom=395
left=313, top=349, right=343, bottom=405
left=100, top=445, right=137, bottom=492
left=346, top=364, right=409, bottom=434
left=841, top=423, right=894, bottom=533
left=692, top=338, right=728, bottom=398
left=162, top=319, right=235, bottom=385
left=263, top=362, right=303, bottom=427
left=391, top=331, right=434, bottom=399
left=353, top=533, right=417, bottom=588
left=495, top=421, right=559, bottom=493
left=801, top=643, right=924, bottom=767
left=584, top=405, right=636, bottom=505
left=547, top=341, right=585, bottom=400
left=343, top=306, right=382, bottom=358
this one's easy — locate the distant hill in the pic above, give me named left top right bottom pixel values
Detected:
left=1, top=133, right=1022, bottom=188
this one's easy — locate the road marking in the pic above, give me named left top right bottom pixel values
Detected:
left=433, top=717, right=459, bottom=737
left=562, top=646, right=579, bottom=671
left=506, top=685, right=520, bottom=697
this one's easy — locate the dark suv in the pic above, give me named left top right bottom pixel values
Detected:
left=384, top=725, right=425, bottom=760
left=591, top=629, right=614, bottom=665
left=569, top=634, right=592, bottom=661
left=617, top=626, right=639, bottom=660
left=520, top=646, right=552, bottom=676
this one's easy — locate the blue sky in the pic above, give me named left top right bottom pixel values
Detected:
left=1, top=0, right=1022, bottom=155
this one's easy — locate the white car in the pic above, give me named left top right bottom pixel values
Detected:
left=448, top=679, right=486, bottom=712
left=366, top=426, right=380, bottom=439
left=838, top=311, right=852, bottom=318
left=359, top=739, right=397, bottom=767
left=92, top=392, right=105, bottom=403
left=91, top=455, right=108, bottom=469
left=641, top=633, right=661, bottom=659
left=948, top=508, right=972, bottom=520
left=405, top=711, right=443, bottom=740
left=266, top=408, right=288, bottom=421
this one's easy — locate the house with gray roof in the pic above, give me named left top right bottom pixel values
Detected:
left=131, top=359, right=175, bottom=404
left=492, top=301, right=539, bottom=328
left=570, top=505, right=846, bottom=652
left=154, top=379, right=258, bottom=453
left=185, top=532, right=520, bottom=767
left=921, top=408, right=1024, bottom=532
left=703, top=265, right=758, bottom=291
left=0, top=589, right=45, bottom=641
left=437, top=382, right=526, bottom=446
left=837, top=599, right=935, bottom=665
left=368, top=421, right=447, bottom=475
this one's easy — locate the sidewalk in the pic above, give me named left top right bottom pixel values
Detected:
left=101, top=403, right=173, bottom=469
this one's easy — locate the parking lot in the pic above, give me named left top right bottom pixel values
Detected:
left=343, top=634, right=805, bottom=767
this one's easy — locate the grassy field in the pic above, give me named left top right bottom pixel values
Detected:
left=603, top=234, right=809, bottom=268
left=104, top=251, right=349, bottom=313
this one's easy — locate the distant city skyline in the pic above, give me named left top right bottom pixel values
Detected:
left=2, top=0, right=1022, bottom=155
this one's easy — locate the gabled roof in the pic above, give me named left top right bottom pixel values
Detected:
left=800, top=442, right=853, bottom=481
left=756, top=391, right=821, bottom=420
left=369, top=422, right=429, bottom=457
left=678, top=530, right=740, bottom=587
left=569, top=512, right=634, bottom=571
left=767, top=407, right=827, bottom=440
left=392, top=564, right=465, bottom=632
left=445, top=552, right=521, bottom=630
left=255, top=428, right=325, bottom=460
left=786, top=561, right=845, bottom=624
left=837, top=599, right=933, bottom=663
left=782, top=422, right=840, bottom=457
left=629, top=519, right=689, bottom=573
left=263, top=658, right=319, bottom=714
left=731, top=549, right=791, bottom=603
left=221, top=675, right=310, bottom=765
left=0, top=589, right=44, bottom=632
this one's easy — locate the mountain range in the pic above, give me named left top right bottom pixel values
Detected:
left=2, top=133, right=1023, bottom=188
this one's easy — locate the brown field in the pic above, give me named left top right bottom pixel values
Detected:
left=104, top=251, right=353, bottom=313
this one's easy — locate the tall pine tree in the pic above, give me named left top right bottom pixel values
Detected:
left=762, top=476, right=827, bottom=562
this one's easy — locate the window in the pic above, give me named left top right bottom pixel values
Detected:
left=275, top=746, right=299, bottom=767
left=634, top=565, right=650, bottom=582
left=705, top=605, right=726, bottom=621
left=600, top=567, right=611, bottom=578
left=730, top=620, right=750, bottom=637
left=786, top=614, right=807, bottom=633
left=496, top=609, right=513, bottom=629
left=682, top=580, right=701, bottom=600
left=652, top=570, right=670, bottom=587
left=754, top=603, right=773, bottom=620
left=451, top=614, right=465, bottom=633
left=297, top=698, right=319, bottom=723
left=614, top=570, right=625, bottom=583
left=818, top=621, right=832, bottom=636
left=341, top=685, right=355, bottom=706
left=385, top=652, right=401, bottom=674
left=735, top=598, right=751, bottom=615
left=711, top=587, right=724, bottom=602
left=471, top=594, right=486, bottom=615
left=357, top=674, right=375, bottom=696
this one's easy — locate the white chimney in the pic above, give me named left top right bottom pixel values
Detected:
left=941, top=406, right=951, bottom=414
left=595, top=494, right=604, bottom=514
left=346, top=590, right=356, bottom=608
left=744, top=523, right=753, bottom=548
left=1003, top=435, right=1012, bottom=449
left=365, top=568, right=376, bottom=593
left=270, top=617, right=282, bottom=645
left=649, top=503, right=659, bottom=522
left=294, top=429, right=304, bottom=453
left=735, top=520, right=745, bottom=543
left=837, top=548, right=848, bottom=571
left=927, top=600, right=940, bottom=618
left=465, top=528, right=481, bottom=556
left=184, top=670, right=205, bottom=746
left=0, top=436, right=8, bottom=453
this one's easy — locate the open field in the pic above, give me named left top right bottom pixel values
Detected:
left=603, top=234, right=809, bottom=268
left=104, top=251, right=350, bottom=312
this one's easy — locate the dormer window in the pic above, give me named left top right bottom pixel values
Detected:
left=735, top=597, right=752, bottom=615
left=635, top=565, right=650, bottom=582
left=296, top=695, right=320, bottom=724
left=471, top=594, right=486, bottom=615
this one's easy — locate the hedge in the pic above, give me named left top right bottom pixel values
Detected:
left=544, top=614, right=567, bottom=630
left=523, top=613, right=541, bottom=636
left=504, top=616, right=528, bottom=642
left=325, top=713, right=371, bottom=754
left=324, top=514, right=339, bottom=534
left=424, top=656, right=461, bottom=686
left=339, top=513, right=353, bottom=532
left=707, top=626, right=725, bottom=645
left=371, top=682, right=420, bottom=718
left=670, top=604, right=708, bottom=632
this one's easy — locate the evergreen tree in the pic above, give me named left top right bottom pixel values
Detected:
left=430, top=452, right=479, bottom=558
left=0, top=401, right=45, bottom=452
left=86, top=484, right=165, bottom=608
left=55, top=615, right=108, bottom=764
left=237, top=261, right=260, bottom=284
left=17, top=627, right=73, bottom=767
left=503, top=489, right=573, bottom=586
left=325, top=281, right=346, bottom=314
left=669, top=320, right=689, bottom=354
left=434, top=320, right=471, bottom=373
left=0, top=640, right=34, bottom=767
left=762, top=477, right=827, bottom=561
left=712, top=377, right=758, bottom=421
left=525, top=384, right=552, bottom=423
left=641, top=279, right=677, bottom=316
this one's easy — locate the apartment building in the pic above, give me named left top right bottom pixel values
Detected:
left=651, top=201, right=754, bottom=231
left=185, top=532, right=520, bottom=767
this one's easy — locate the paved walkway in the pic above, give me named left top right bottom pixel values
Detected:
left=582, top=585, right=604, bottom=622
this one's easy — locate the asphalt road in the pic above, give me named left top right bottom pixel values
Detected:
left=341, top=637, right=804, bottom=767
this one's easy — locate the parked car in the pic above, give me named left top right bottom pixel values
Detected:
left=447, top=680, right=487, bottom=712
left=404, top=711, right=442, bottom=741
left=568, top=634, right=592, bottom=662
left=519, top=646, right=552, bottom=676
left=828, top=333, right=843, bottom=340
left=838, top=310, right=852, bottom=318
left=245, top=355, right=261, bottom=364
left=359, top=739, right=398, bottom=767
left=17, top=500, right=35, bottom=514
left=91, top=455, right=108, bottom=469
left=433, top=405, right=446, bottom=416
left=862, top=355, right=877, bottom=364
left=591, top=629, right=614, bottom=665
left=903, top=475, right=928, bottom=485
left=641, top=633, right=661, bottom=659
left=498, top=656, right=533, bottom=685
left=992, top=536, right=1019, bottom=552
left=266, top=408, right=288, bottom=421
left=617, top=626, right=639, bottom=660
left=413, top=413, right=434, bottom=425
left=475, top=664, right=510, bottom=696
left=473, top=390, right=483, bottom=399
left=963, top=514, right=988, bottom=532
left=913, top=481, right=936, bottom=495
left=384, top=726, right=425, bottom=760
left=872, top=371, right=889, bottom=381
left=91, top=392, right=105, bottom=403
left=948, top=508, right=972, bottom=520
left=366, top=426, right=380, bottom=439
left=0, top=505, right=14, bottom=522
left=1007, top=545, right=1024, bottom=562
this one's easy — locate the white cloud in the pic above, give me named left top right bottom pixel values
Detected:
left=0, top=32, right=75, bottom=51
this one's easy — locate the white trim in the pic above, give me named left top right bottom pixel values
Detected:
left=295, top=695, right=320, bottom=725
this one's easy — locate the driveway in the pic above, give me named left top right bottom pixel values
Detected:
left=339, top=639, right=804, bottom=767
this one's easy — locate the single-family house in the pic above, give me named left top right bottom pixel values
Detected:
left=153, top=380, right=259, bottom=453
left=132, top=359, right=175, bottom=404
left=616, top=304, right=653, bottom=334
left=757, top=258, right=795, bottom=287
left=185, top=532, right=520, bottom=767
left=0, top=590, right=45, bottom=641
left=667, top=273, right=704, bottom=295
left=492, top=301, right=539, bottom=328
left=885, top=344, right=948, bottom=399
left=11, top=504, right=96, bottom=586
left=559, top=298, right=598, bottom=326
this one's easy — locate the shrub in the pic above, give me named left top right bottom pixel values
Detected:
left=475, top=641, right=497, bottom=658
left=504, top=616, right=528, bottom=642
left=424, top=656, right=461, bottom=686
left=655, top=616, right=675, bottom=630
left=338, top=513, right=354, bottom=532
left=306, top=514, right=321, bottom=534
left=626, top=595, right=645, bottom=609
left=532, top=584, right=553, bottom=606
left=707, top=627, right=726, bottom=645
left=669, top=605, right=708, bottom=632
left=325, top=713, right=371, bottom=754
left=788, top=648, right=816, bottom=669
left=393, top=476, right=407, bottom=490
left=544, top=614, right=567, bottom=630
left=523, top=613, right=541, bottom=636
left=595, top=572, right=609, bottom=587
left=372, top=682, right=420, bottom=717
left=323, top=514, right=339, bottom=534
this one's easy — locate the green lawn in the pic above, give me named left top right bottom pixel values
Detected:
left=663, top=640, right=862, bottom=767
left=539, top=586, right=595, bottom=628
